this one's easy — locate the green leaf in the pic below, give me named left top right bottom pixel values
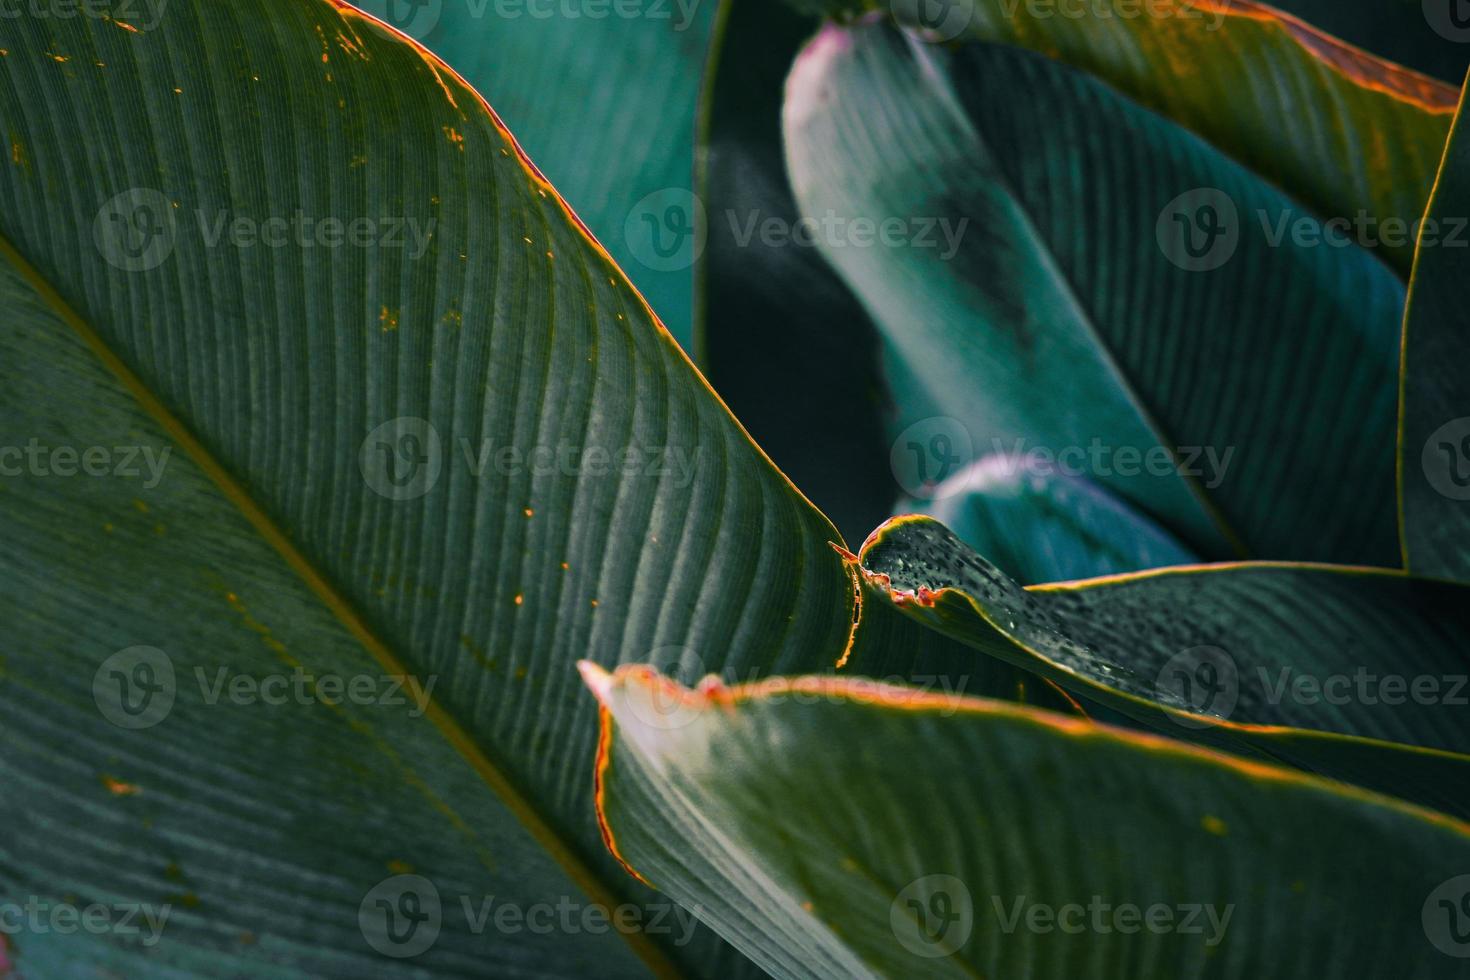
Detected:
left=0, top=2, right=861, bottom=973
left=584, top=662, right=1470, bottom=979
left=1399, top=75, right=1470, bottom=584
left=784, top=19, right=1407, bottom=565
left=361, top=0, right=720, bottom=349
left=903, top=454, right=1198, bottom=585
left=1266, top=0, right=1470, bottom=83
left=793, top=1, right=1458, bottom=274
left=852, top=515, right=1470, bottom=818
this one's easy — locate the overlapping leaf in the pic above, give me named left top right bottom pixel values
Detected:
left=0, top=1, right=859, bottom=972
left=586, top=663, right=1470, bottom=978
left=1399, top=75, right=1470, bottom=584
left=359, top=0, right=720, bottom=347
left=784, top=18, right=1408, bottom=565
left=788, top=0, right=1457, bottom=273
left=851, top=515, right=1470, bottom=817
left=904, top=454, right=1197, bottom=585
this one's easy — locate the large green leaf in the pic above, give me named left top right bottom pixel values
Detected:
left=790, top=1, right=1458, bottom=274
left=0, top=1, right=862, bottom=973
left=353, top=0, right=720, bottom=348
left=1399, top=75, right=1470, bottom=584
left=584, top=662, right=1470, bottom=978
left=904, top=454, right=1197, bottom=585
left=784, top=19, right=1407, bottom=565
left=853, top=515, right=1470, bottom=818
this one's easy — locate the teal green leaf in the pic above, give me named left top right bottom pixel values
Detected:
left=789, top=0, right=1458, bottom=275
left=0, top=1, right=859, bottom=973
left=360, top=0, right=720, bottom=348
left=784, top=19, right=1407, bottom=565
left=1399, top=75, right=1470, bottom=584
left=855, top=516, right=1470, bottom=818
left=904, top=454, right=1198, bottom=585
left=585, top=662, right=1470, bottom=979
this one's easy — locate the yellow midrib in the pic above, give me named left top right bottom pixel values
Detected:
left=0, top=231, right=684, bottom=980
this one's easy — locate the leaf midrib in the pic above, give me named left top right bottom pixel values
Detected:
left=0, top=230, right=685, bottom=980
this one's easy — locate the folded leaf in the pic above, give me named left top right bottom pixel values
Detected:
left=905, top=454, right=1197, bottom=584
left=0, top=1, right=857, bottom=972
left=377, top=0, right=720, bottom=347
left=784, top=19, right=1406, bottom=565
left=585, top=663, right=1470, bottom=979
left=791, top=1, right=1457, bottom=274
left=1399, top=75, right=1470, bottom=584
left=854, top=516, right=1470, bottom=817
